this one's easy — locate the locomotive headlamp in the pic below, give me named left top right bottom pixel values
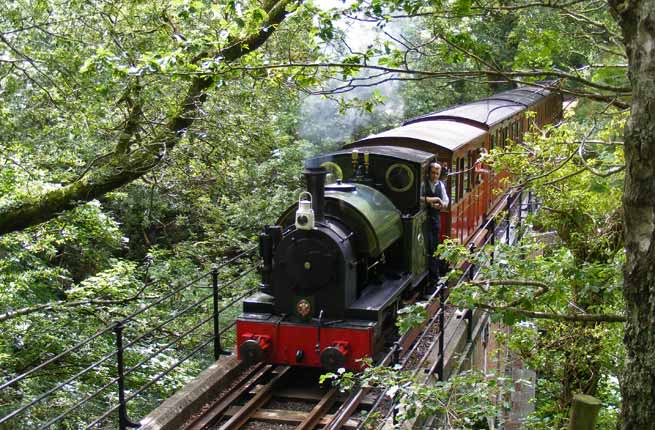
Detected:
left=295, top=191, right=315, bottom=230
left=296, top=299, right=312, bottom=318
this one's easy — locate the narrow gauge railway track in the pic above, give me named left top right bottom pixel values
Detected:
left=184, top=285, right=449, bottom=430
left=183, top=364, right=363, bottom=430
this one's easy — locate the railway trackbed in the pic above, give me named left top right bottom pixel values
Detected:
left=181, top=287, right=453, bottom=430
left=183, top=364, right=368, bottom=430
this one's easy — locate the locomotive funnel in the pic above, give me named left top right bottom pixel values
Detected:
left=303, top=167, right=327, bottom=223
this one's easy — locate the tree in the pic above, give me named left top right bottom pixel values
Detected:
left=323, top=0, right=655, bottom=426
left=606, top=0, right=655, bottom=428
left=1, top=0, right=654, bottom=426
left=0, top=0, right=297, bottom=235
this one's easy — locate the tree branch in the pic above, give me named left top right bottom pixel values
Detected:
left=469, top=279, right=550, bottom=307
left=474, top=303, right=626, bottom=323
left=0, top=0, right=296, bottom=235
left=223, top=62, right=631, bottom=99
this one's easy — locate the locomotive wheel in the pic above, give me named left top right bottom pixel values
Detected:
left=320, top=346, right=347, bottom=370
left=240, top=339, right=265, bottom=364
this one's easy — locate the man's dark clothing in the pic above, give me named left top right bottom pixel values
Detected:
left=424, top=179, right=445, bottom=277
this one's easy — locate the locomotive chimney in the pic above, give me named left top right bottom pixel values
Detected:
left=303, top=167, right=327, bottom=223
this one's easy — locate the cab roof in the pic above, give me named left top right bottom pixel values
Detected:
left=306, top=145, right=435, bottom=167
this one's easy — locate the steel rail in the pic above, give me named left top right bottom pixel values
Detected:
left=324, top=388, right=368, bottom=430
left=184, top=363, right=270, bottom=430
left=334, top=191, right=532, bottom=430
left=351, top=284, right=446, bottom=430
left=295, top=387, right=339, bottom=430
left=408, top=309, right=444, bottom=374
left=219, top=366, right=291, bottom=430
left=330, top=314, right=439, bottom=430
left=401, top=307, right=443, bottom=371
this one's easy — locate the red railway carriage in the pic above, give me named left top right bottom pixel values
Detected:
left=236, top=86, right=562, bottom=370
left=348, top=86, right=563, bottom=246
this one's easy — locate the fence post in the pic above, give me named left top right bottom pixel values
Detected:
left=392, top=341, right=401, bottom=366
left=114, top=322, right=139, bottom=430
left=505, top=194, right=512, bottom=244
left=568, top=394, right=601, bottom=430
left=437, top=284, right=447, bottom=381
left=465, top=309, right=473, bottom=343
left=518, top=190, right=523, bottom=230
left=468, top=243, right=476, bottom=280
left=211, top=265, right=230, bottom=360
left=489, top=219, right=496, bottom=265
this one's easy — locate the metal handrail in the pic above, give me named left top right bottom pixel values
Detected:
left=0, top=344, right=119, bottom=425
left=84, top=336, right=216, bottom=430
left=356, top=189, right=537, bottom=428
left=1, top=246, right=259, bottom=430
left=0, top=325, right=115, bottom=391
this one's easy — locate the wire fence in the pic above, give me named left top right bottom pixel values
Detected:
left=357, top=189, right=537, bottom=429
left=0, top=247, right=258, bottom=430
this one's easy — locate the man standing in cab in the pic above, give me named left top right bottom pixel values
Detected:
left=424, top=162, right=449, bottom=278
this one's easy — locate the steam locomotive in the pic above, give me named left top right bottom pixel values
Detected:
left=236, top=86, right=562, bottom=370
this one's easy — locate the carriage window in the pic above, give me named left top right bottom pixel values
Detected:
left=463, top=156, right=470, bottom=192
left=468, top=151, right=475, bottom=190
left=459, top=157, right=465, bottom=198
left=451, top=159, right=458, bottom=202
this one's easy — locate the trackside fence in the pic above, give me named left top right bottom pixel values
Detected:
left=357, top=189, right=537, bottom=429
left=0, top=248, right=259, bottom=430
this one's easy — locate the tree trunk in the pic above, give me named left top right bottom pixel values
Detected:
left=607, top=0, right=655, bottom=428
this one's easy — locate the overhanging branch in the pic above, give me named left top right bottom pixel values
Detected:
left=475, top=303, right=626, bottom=323
left=0, top=0, right=296, bottom=235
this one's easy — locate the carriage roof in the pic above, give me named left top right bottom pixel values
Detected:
left=349, top=120, right=486, bottom=153
left=403, top=86, right=550, bottom=129
left=347, top=86, right=550, bottom=154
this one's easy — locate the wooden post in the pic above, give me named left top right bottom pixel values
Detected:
left=568, top=394, right=602, bottom=430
